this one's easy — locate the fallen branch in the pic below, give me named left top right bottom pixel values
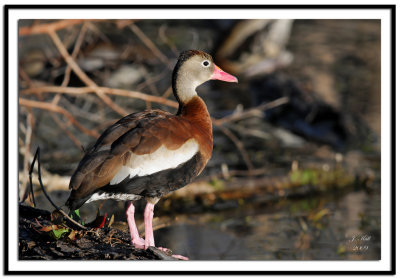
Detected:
left=201, top=167, right=271, bottom=182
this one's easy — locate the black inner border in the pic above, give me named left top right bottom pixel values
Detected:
left=4, top=4, right=396, bottom=275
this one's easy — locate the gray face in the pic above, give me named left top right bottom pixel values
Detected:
left=175, top=53, right=215, bottom=103
left=183, top=54, right=215, bottom=83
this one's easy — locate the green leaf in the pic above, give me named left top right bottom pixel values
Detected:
left=50, top=227, right=70, bottom=240
left=70, top=209, right=85, bottom=225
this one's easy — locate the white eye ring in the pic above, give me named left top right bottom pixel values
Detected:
left=202, top=60, right=210, bottom=67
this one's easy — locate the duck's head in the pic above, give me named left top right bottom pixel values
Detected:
left=172, top=50, right=238, bottom=105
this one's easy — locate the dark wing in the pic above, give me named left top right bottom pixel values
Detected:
left=68, top=109, right=194, bottom=199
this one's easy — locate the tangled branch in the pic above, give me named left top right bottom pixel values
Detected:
left=20, top=86, right=179, bottom=108
left=29, top=147, right=87, bottom=230
left=19, top=19, right=106, bottom=36
left=19, top=98, right=100, bottom=138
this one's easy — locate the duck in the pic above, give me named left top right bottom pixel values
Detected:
left=65, top=50, right=238, bottom=257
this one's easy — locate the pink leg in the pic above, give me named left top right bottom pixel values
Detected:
left=144, top=202, right=189, bottom=260
left=144, top=202, right=155, bottom=249
left=126, top=202, right=145, bottom=249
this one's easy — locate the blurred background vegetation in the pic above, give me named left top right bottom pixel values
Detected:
left=18, top=19, right=380, bottom=260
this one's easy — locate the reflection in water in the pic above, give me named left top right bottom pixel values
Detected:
left=155, top=189, right=380, bottom=260
left=156, top=224, right=248, bottom=260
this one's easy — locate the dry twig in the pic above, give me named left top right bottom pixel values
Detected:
left=213, top=97, right=289, bottom=126
left=210, top=97, right=289, bottom=171
left=48, top=29, right=128, bottom=116
left=20, top=86, right=179, bottom=108
left=20, top=111, right=34, bottom=203
left=61, top=22, right=89, bottom=87
left=50, top=113, right=82, bottom=148
left=19, top=67, right=34, bottom=88
left=48, top=23, right=91, bottom=148
left=214, top=123, right=254, bottom=171
left=19, top=19, right=106, bottom=36
left=128, top=23, right=171, bottom=67
left=19, top=98, right=100, bottom=138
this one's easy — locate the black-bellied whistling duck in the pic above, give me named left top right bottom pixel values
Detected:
left=65, top=50, right=238, bottom=257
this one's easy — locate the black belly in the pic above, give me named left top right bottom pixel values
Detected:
left=102, top=152, right=203, bottom=198
left=67, top=152, right=204, bottom=210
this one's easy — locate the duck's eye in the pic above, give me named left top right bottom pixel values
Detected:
left=202, top=60, right=210, bottom=67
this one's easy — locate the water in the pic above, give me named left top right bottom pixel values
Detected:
left=31, top=184, right=381, bottom=261
left=155, top=189, right=381, bottom=260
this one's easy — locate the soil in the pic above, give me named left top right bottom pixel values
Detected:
left=19, top=205, right=180, bottom=260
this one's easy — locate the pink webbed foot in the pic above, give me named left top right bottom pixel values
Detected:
left=157, top=247, right=189, bottom=260
left=131, top=237, right=146, bottom=249
left=171, top=254, right=189, bottom=261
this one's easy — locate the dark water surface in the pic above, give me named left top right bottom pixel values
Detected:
left=155, top=189, right=381, bottom=260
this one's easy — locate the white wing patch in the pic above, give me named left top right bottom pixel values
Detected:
left=110, top=138, right=199, bottom=185
left=85, top=192, right=141, bottom=204
left=110, top=166, right=138, bottom=185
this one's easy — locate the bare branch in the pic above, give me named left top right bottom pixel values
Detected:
left=48, top=29, right=128, bottom=116
left=128, top=23, right=171, bottom=67
left=210, top=97, right=289, bottom=172
left=19, top=98, right=100, bottom=138
left=20, top=86, right=179, bottom=108
left=161, top=86, right=173, bottom=99
left=19, top=67, right=34, bottom=88
left=213, top=97, right=289, bottom=126
left=19, top=19, right=106, bottom=36
left=20, top=111, right=34, bottom=203
left=214, top=123, right=254, bottom=171
left=86, top=21, right=111, bottom=44
left=49, top=113, right=83, bottom=149
left=61, top=22, right=89, bottom=87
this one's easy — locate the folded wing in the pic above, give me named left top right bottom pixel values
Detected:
left=69, top=110, right=196, bottom=199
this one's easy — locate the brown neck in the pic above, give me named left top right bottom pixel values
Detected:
left=179, top=96, right=213, bottom=157
left=180, top=96, right=212, bottom=131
